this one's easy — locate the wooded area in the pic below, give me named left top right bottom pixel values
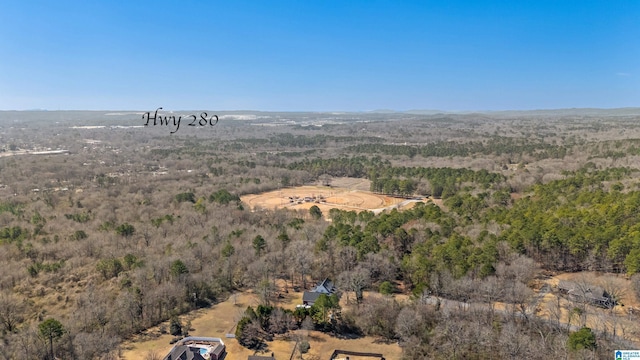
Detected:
left=1, top=110, right=640, bottom=359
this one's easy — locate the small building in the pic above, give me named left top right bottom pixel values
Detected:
left=558, top=280, right=615, bottom=309
left=248, top=355, right=276, bottom=360
left=329, top=350, right=385, bottom=360
left=163, top=337, right=226, bottom=360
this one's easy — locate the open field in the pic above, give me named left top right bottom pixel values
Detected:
left=119, top=288, right=402, bottom=360
left=119, top=292, right=261, bottom=360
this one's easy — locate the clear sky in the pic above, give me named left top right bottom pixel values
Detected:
left=0, top=1, right=638, bottom=111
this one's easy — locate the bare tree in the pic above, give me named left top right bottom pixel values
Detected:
left=498, top=321, right=528, bottom=358
left=479, top=276, right=503, bottom=316
left=495, top=254, right=537, bottom=284
left=338, top=266, right=371, bottom=304
left=319, top=174, right=332, bottom=187
left=72, top=332, right=120, bottom=359
left=395, top=304, right=438, bottom=344
left=631, top=273, right=640, bottom=301
left=547, top=295, right=563, bottom=330
left=0, top=293, right=25, bottom=334
left=353, top=296, right=401, bottom=341
left=256, top=278, right=277, bottom=306
left=599, top=276, right=627, bottom=337
left=429, top=270, right=454, bottom=298
left=336, top=246, right=357, bottom=274
left=508, top=281, right=535, bottom=322
left=268, top=308, right=295, bottom=334
left=361, top=251, right=397, bottom=284
left=286, top=240, right=314, bottom=289
left=15, top=324, right=46, bottom=360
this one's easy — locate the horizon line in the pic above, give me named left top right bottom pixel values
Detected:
left=0, top=106, right=639, bottom=113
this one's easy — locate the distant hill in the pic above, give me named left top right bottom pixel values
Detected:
left=369, top=107, right=640, bottom=116
left=403, top=108, right=640, bottom=117
left=477, top=108, right=640, bottom=117
left=368, top=109, right=399, bottom=114
left=404, top=109, right=450, bottom=115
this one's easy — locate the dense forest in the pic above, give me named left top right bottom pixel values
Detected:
left=1, top=110, right=640, bottom=359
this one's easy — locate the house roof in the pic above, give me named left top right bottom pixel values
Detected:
left=210, top=344, right=226, bottom=356
left=579, top=287, right=609, bottom=302
left=312, top=278, right=335, bottom=294
left=302, top=291, right=321, bottom=303
left=329, top=349, right=385, bottom=360
left=559, top=281, right=611, bottom=303
left=163, top=345, right=206, bottom=360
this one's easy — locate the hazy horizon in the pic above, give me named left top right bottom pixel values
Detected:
left=1, top=107, right=640, bottom=114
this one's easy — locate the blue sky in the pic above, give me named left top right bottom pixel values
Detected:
left=0, top=1, right=638, bottom=111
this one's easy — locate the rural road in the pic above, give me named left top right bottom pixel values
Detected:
left=371, top=199, right=423, bottom=214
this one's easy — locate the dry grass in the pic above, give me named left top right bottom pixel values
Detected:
left=535, top=272, right=640, bottom=342
left=548, top=271, right=640, bottom=308
left=119, top=289, right=402, bottom=360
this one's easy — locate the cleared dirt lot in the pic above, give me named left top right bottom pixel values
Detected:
left=241, top=185, right=405, bottom=215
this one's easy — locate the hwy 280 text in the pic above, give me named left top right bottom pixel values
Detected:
left=142, top=107, right=219, bottom=134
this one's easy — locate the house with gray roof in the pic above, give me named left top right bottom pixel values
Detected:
left=302, top=278, right=336, bottom=306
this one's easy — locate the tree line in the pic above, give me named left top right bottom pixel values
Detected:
left=346, top=136, right=568, bottom=160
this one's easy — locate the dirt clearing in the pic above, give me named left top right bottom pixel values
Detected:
left=242, top=185, right=407, bottom=215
